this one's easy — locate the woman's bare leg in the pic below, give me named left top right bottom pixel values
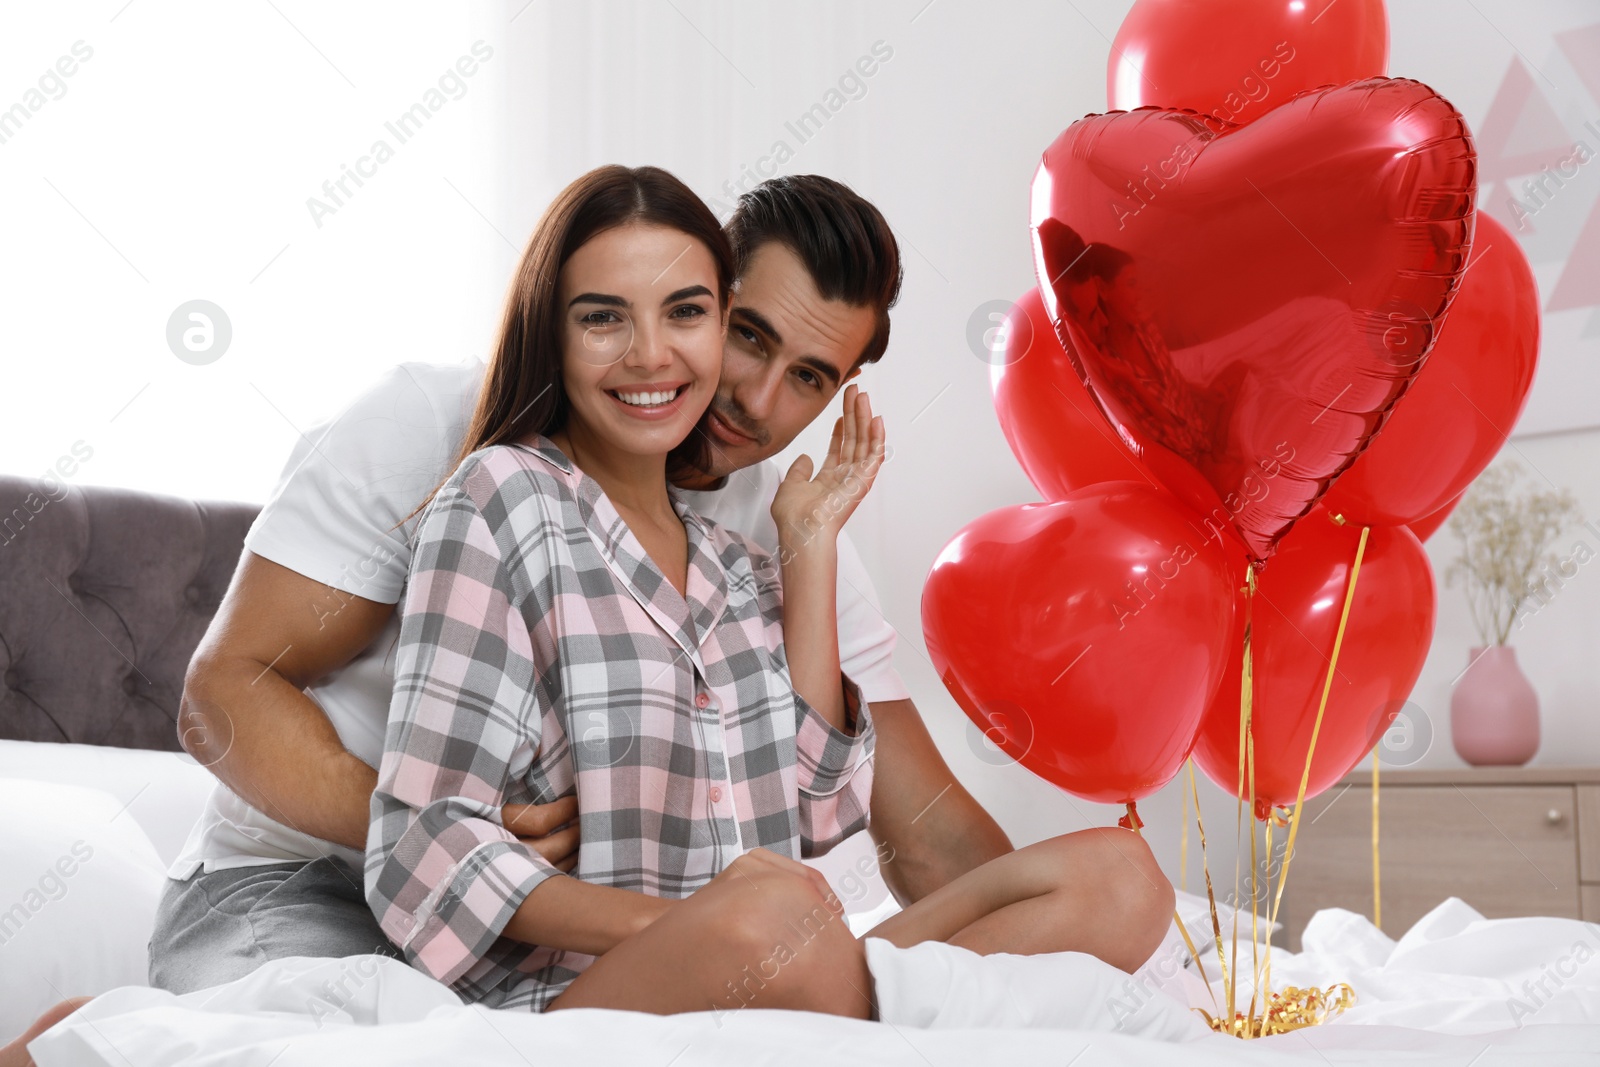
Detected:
left=0, top=997, right=93, bottom=1067
left=863, top=827, right=1173, bottom=972
left=547, top=849, right=875, bottom=1019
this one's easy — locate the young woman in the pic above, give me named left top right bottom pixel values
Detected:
left=364, top=165, right=888, bottom=1018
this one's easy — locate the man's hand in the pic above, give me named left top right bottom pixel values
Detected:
left=770, top=383, right=885, bottom=551
left=503, top=796, right=580, bottom=873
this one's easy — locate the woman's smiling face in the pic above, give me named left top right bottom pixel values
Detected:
left=558, top=222, right=725, bottom=461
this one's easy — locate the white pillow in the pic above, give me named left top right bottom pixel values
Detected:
left=0, top=778, right=167, bottom=1044
left=0, top=741, right=216, bottom=869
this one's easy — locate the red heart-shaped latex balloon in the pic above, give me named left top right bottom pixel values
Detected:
left=1031, top=77, right=1477, bottom=562
left=1406, top=490, right=1463, bottom=542
left=1108, top=0, right=1389, bottom=122
left=922, top=483, right=1238, bottom=804
left=990, top=287, right=1156, bottom=500
left=1191, top=509, right=1435, bottom=820
left=1321, top=211, right=1539, bottom=527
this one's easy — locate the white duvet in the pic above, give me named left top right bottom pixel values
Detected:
left=28, top=898, right=1600, bottom=1066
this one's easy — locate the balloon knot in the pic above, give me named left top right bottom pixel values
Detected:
left=1258, top=803, right=1293, bottom=827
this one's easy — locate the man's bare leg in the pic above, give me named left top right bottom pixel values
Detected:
left=864, top=827, right=1173, bottom=973
left=0, top=996, right=93, bottom=1067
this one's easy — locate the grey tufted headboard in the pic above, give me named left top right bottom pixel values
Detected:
left=0, top=474, right=260, bottom=751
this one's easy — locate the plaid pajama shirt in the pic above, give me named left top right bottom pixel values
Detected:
left=365, top=436, right=875, bottom=1011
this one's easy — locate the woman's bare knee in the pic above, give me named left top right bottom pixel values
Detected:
left=1076, top=827, right=1174, bottom=969
left=1007, top=828, right=1173, bottom=970
left=713, top=866, right=873, bottom=1019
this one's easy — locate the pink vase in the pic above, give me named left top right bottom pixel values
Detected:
left=1450, top=646, right=1540, bottom=766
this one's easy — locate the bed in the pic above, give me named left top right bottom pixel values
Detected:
left=4, top=474, right=1599, bottom=1065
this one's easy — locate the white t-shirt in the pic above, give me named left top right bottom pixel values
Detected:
left=169, top=359, right=908, bottom=876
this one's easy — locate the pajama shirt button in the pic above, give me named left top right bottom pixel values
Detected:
left=709, top=786, right=723, bottom=802
left=695, top=692, right=710, bottom=708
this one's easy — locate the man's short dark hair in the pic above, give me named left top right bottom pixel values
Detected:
left=725, top=175, right=903, bottom=369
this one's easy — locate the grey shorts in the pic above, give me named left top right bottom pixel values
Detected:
left=147, top=855, right=402, bottom=994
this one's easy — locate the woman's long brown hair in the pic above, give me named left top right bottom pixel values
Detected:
left=402, top=164, right=733, bottom=530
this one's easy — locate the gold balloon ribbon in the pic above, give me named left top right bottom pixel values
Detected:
left=1372, top=745, right=1382, bottom=929
left=1261, top=519, right=1371, bottom=982
left=1244, top=674, right=1263, bottom=1025
left=1195, top=514, right=1369, bottom=1038
left=1190, top=743, right=1238, bottom=1013
left=1121, top=797, right=1221, bottom=1015
left=1180, top=759, right=1192, bottom=893
left=1179, top=520, right=1371, bottom=1038
left=1227, top=563, right=1258, bottom=1026
left=1261, top=817, right=1276, bottom=998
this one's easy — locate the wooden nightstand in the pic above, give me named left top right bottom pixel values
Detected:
left=1278, top=766, right=1600, bottom=950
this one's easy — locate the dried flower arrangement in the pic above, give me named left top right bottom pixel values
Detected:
left=1445, top=461, right=1582, bottom=647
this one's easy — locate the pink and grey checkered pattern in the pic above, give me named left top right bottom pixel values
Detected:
left=365, top=437, right=875, bottom=1011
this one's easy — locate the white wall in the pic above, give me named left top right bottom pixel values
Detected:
left=5, top=0, right=1598, bottom=913
left=0, top=1, right=511, bottom=502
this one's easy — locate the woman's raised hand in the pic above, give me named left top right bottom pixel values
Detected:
left=770, top=384, right=887, bottom=553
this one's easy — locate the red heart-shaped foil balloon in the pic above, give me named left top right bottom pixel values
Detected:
left=1031, top=77, right=1477, bottom=562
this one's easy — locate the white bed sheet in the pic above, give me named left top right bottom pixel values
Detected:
left=29, top=898, right=1600, bottom=1066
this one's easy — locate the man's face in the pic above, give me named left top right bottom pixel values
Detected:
left=692, top=241, right=877, bottom=483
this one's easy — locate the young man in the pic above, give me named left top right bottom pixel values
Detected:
left=3, top=177, right=1171, bottom=1060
